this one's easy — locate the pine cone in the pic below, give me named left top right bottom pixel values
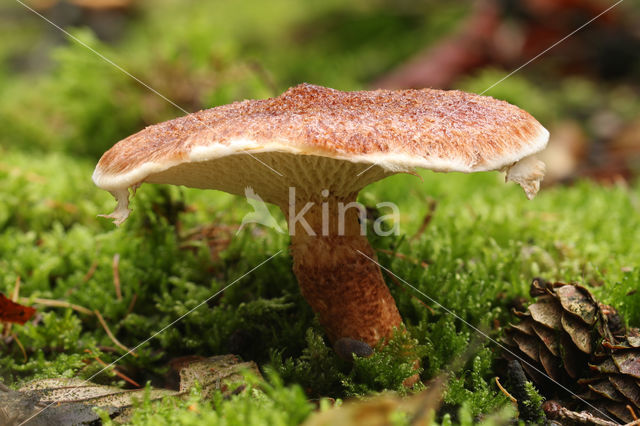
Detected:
left=503, top=278, right=640, bottom=424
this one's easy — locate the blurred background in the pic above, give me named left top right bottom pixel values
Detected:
left=2, top=0, right=640, bottom=185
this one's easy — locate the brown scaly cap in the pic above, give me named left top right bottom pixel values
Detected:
left=93, top=83, right=548, bottom=224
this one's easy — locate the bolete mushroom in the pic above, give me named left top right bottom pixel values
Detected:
left=93, top=83, right=548, bottom=352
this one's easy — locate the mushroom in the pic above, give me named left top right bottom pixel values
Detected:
left=93, top=83, right=548, bottom=352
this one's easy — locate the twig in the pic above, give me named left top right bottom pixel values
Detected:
left=383, top=270, right=436, bottom=314
left=21, top=297, right=93, bottom=316
left=65, top=260, right=99, bottom=296
left=410, top=198, right=437, bottom=241
left=97, top=346, right=121, bottom=353
left=93, top=310, right=137, bottom=357
left=628, top=405, right=638, bottom=421
left=554, top=407, right=619, bottom=426
left=126, top=293, right=137, bottom=316
left=112, top=254, right=122, bottom=301
left=11, top=332, right=27, bottom=362
left=90, top=353, right=141, bottom=388
left=82, top=260, right=99, bottom=283
left=377, top=249, right=429, bottom=268
left=495, top=377, right=517, bottom=404
left=11, top=276, right=21, bottom=301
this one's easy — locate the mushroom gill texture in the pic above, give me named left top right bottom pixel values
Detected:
left=93, top=83, right=549, bottom=362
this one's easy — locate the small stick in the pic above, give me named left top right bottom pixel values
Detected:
left=555, top=407, right=620, bottom=426
left=82, top=260, right=99, bottom=283
left=377, top=249, right=429, bottom=268
left=627, top=405, right=638, bottom=421
left=21, top=297, right=93, bottom=316
left=93, top=310, right=137, bottom=357
left=113, top=254, right=122, bottom=301
left=125, top=293, right=137, bottom=316
left=66, top=260, right=99, bottom=296
left=11, top=276, right=21, bottom=301
left=11, top=332, right=27, bottom=362
left=495, top=377, right=517, bottom=404
left=410, top=198, right=437, bottom=241
left=384, top=270, right=436, bottom=314
left=97, top=346, right=121, bottom=353
left=91, top=354, right=141, bottom=388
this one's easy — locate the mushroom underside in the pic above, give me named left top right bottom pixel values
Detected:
left=94, top=149, right=545, bottom=224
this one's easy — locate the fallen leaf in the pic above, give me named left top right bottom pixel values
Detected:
left=0, top=355, right=260, bottom=425
left=0, top=294, right=36, bottom=325
left=303, top=375, right=447, bottom=426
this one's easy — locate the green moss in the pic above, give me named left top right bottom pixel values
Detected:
left=270, top=328, right=423, bottom=398
left=99, top=373, right=314, bottom=426
left=1, top=311, right=102, bottom=384
left=2, top=146, right=639, bottom=423
left=522, top=382, right=546, bottom=424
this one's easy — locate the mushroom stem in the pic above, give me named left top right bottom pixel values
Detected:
left=282, top=194, right=403, bottom=347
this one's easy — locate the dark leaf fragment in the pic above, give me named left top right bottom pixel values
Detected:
left=539, top=344, right=562, bottom=381
left=587, top=380, right=624, bottom=402
left=589, top=358, right=619, bottom=375
left=511, top=331, right=540, bottom=361
left=605, top=402, right=635, bottom=424
left=613, top=351, right=640, bottom=378
left=608, top=375, right=640, bottom=408
left=0, top=294, right=36, bottom=325
left=529, top=300, right=563, bottom=330
left=560, top=333, right=584, bottom=379
left=530, top=278, right=552, bottom=297
left=628, top=329, right=640, bottom=348
left=562, top=312, right=593, bottom=354
left=334, top=338, right=374, bottom=361
left=509, top=319, right=535, bottom=336
left=532, top=322, right=560, bottom=356
left=556, top=285, right=597, bottom=326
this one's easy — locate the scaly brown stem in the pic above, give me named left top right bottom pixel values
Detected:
left=281, top=194, right=403, bottom=347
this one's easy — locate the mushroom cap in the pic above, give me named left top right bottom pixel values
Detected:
left=93, top=83, right=548, bottom=224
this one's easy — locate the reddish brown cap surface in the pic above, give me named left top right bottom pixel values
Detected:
left=93, top=83, right=548, bottom=224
